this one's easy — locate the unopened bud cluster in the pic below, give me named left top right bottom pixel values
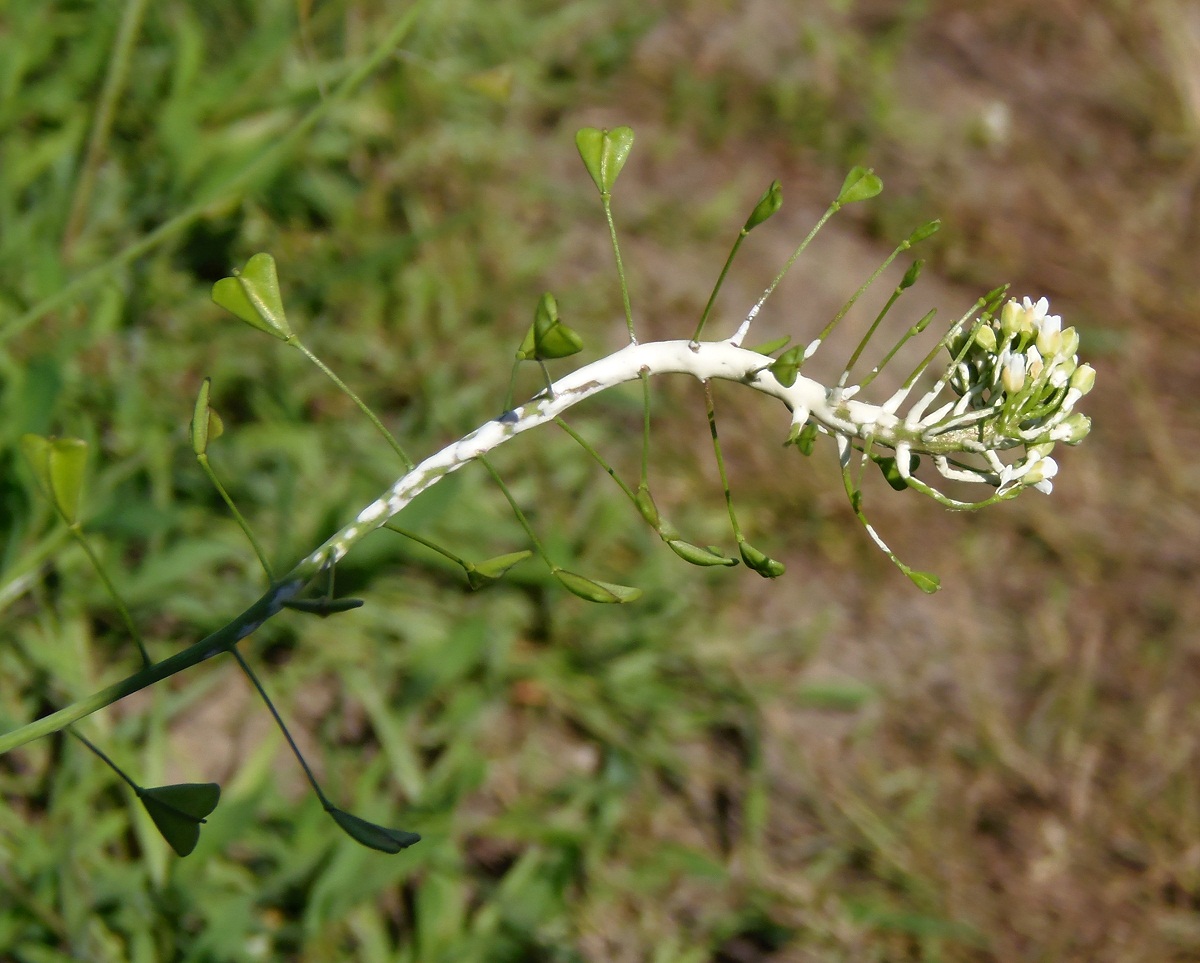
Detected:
left=927, top=295, right=1094, bottom=495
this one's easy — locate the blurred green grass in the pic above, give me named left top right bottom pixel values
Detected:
left=3, top=1, right=1200, bottom=961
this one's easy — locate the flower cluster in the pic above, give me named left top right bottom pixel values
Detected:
left=887, top=295, right=1094, bottom=504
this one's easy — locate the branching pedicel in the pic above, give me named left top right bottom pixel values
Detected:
left=4, top=127, right=1093, bottom=855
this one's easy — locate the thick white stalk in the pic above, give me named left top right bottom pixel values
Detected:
left=296, top=338, right=902, bottom=575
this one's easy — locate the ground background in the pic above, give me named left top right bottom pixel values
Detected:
left=2, top=1, right=1198, bottom=960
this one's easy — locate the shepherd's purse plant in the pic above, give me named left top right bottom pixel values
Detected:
left=2, top=126, right=1094, bottom=857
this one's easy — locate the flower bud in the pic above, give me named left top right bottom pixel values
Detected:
left=1001, top=353, right=1026, bottom=394
left=1058, top=326, right=1079, bottom=358
left=1054, top=412, right=1092, bottom=444
left=974, top=324, right=998, bottom=353
left=1035, top=314, right=1062, bottom=356
left=1069, top=363, right=1096, bottom=396
left=1000, top=299, right=1024, bottom=338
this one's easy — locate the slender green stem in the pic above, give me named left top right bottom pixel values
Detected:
left=691, top=232, right=747, bottom=343
left=0, top=1, right=429, bottom=346
left=229, top=647, right=330, bottom=808
left=0, top=588, right=281, bottom=755
left=554, top=417, right=638, bottom=503
left=62, top=0, right=152, bottom=258
left=477, top=455, right=554, bottom=570
left=291, top=339, right=415, bottom=470
left=69, top=526, right=151, bottom=668
left=858, top=309, right=936, bottom=391
left=804, top=239, right=910, bottom=373
left=384, top=524, right=466, bottom=567
left=735, top=202, right=838, bottom=343
left=70, top=727, right=140, bottom=793
left=840, top=280, right=909, bottom=385
left=504, top=360, right=521, bottom=412
left=602, top=197, right=636, bottom=342
left=197, top=454, right=275, bottom=582
left=895, top=300, right=986, bottom=395
left=704, top=382, right=744, bottom=545
left=537, top=360, right=555, bottom=397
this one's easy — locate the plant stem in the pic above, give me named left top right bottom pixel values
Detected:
left=477, top=456, right=554, bottom=570
left=602, top=197, right=636, bottom=342
left=229, top=647, right=330, bottom=807
left=70, top=527, right=151, bottom=668
left=70, top=727, right=141, bottom=793
left=197, top=454, right=275, bottom=582
left=704, top=382, right=744, bottom=545
left=1, top=337, right=998, bottom=756
left=291, top=339, right=415, bottom=470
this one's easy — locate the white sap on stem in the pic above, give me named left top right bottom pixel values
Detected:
left=300, top=338, right=893, bottom=571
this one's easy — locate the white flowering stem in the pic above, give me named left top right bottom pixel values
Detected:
left=0, top=327, right=1079, bottom=755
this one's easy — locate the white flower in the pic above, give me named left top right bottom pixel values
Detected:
left=1034, top=311, right=1062, bottom=356
left=1025, top=456, right=1059, bottom=494
left=1022, top=295, right=1050, bottom=325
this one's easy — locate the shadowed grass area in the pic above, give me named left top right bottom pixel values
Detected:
left=2, top=0, right=1198, bottom=961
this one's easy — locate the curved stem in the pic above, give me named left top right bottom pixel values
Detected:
left=0, top=337, right=980, bottom=756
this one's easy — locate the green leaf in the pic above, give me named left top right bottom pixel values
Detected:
left=739, top=541, right=786, bottom=579
left=554, top=569, right=642, bottom=603
left=836, top=166, right=883, bottom=205
left=20, top=433, right=88, bottom=524
left=211, top=253, right=292, bottom=341
left=190, top=378, right=224, bottom=455
left=281, top=597, right=365, bottom=617
left=327, top=806, right=421, bottom=854
left=748, top=335, right=791, bottom=356
left=138, top=783, right=220, bottom=857
left=666, top=539, right=739, bottom=567
left=769, top=346, right=804, bottom=388
left=744, top=179, right=783, bottom=231
left=575, top=126, right=635, bottom=196
left=465, top=550, right=532, bottom=589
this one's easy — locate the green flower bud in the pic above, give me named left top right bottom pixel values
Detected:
left=1000, top=300, right=1024, bottom=339
left=973, top=324, right=998, bottom=353
left=1056, top=412, right=1092, bottom=444
left=1069, top=362, right=1096, bottom=396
